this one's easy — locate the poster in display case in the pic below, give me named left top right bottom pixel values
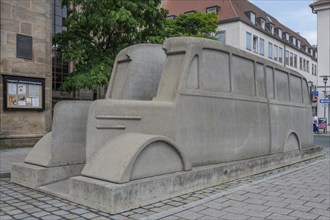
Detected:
left=3, top=75, right=45, bottom=111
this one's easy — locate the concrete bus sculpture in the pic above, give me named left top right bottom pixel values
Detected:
left=12, top=37, right=323, bottom=213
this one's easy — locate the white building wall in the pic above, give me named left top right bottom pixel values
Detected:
left=314, top=2, right=330, bottom=130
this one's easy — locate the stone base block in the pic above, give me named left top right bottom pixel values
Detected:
left=11, top=162, right=85, bottom=189
left=70, top=146, right=324, bottom=214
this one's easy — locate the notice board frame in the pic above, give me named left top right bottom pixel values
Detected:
left=3, top=75, right=45, bottom=111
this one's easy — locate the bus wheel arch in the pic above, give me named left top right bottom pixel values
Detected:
left=82, top=133, right=192, bottom=183
left=282, top=130, right=301, bottom=153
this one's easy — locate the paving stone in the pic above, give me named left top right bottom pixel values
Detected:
left=289, top=210, right=320, bottom=219
left=143, top=211, right=157, bottom=216
left=266, top=207, right=293, bottom=215
left=44, top=207, right=59, bottom=212
left=52, top=210, right=69, bottom=216
left=20, top=204, right=35, bottom=210
left=282, top=198, right=307, bottom=205
left=266, top=213, right=298, bottom=219
left=81, top=212, right=99, bottom=218
left=13, top=213, right=30, bottom=219
left=221, top=212, right=248, bottom=220
left=309, top=208, right=330, bottom=217
left=245, top=209, right=272, bottom=218
left=304, top=201, right=329, bottom=210
left=109, top=214, right=129, bottom=220
left=1, top=206, right=15, bottom=212
left=264, top=200, right=290, bottom=208
left=167, top=201, right=184, bottom=206
left=243, top=198, right=267, bottom=205
left=40, top=215, right=62, bottom=220
left=300, top=196, right=326, bottom=203
left=175, top=210, right=204, bottom=219
left=132, top=208, right=148, bottom=214
left=70, top=208, right=89, bottom=214
left=189, top=205, right=208, bottom=212
left=6, top=209, right=23, bottom=215
left=0, top=215, right=13, bottom=220
left=316, top=215, right=330, bottom=220
left=222, top=206, right=247, bottom=214
left=199, top=207, right=227, bottom=217
left=32, top=211, right=50, bottom=218
left=129, top=213, right=148, bottom=219
left=160, top=216, right=181, bottom=220
left=63, top=213, right=81, bottom=219
left=91, top=217, right=109, bottom=220
left=245, top=204, right=270, bottom=211
left=287, top=204, right=313, bottom=212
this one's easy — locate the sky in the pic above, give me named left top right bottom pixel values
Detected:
left=250, top=0, right=317, bottom=45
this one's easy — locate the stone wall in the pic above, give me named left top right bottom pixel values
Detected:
left=0, top=0, right=52, bottom=148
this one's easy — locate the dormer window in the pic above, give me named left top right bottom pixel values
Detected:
left=184, top=10, right=197, bottom=14
left=260, top=18, right=265, bottom=30
left=166, top=16, right=176, bottom=20
left=297, top=40, right=301, bottom=48
left=206, top=6, right=220, bottom=14
left=269, top=24, right=274, bottom=35
left=249, top=12, right=256, bottom=25
left=291, top=37, right=296, bottom=46
left=285, top=33, right=289, bottom=41
left=309, top=48, right=313, bottom=55
left=305, top=46, right=308, bottom=53
left=277, top=28, right=282, bottom=39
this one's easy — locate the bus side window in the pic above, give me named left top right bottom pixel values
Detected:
left=232, top=55, right=255, bottom=96
left=289, top=75, right=303, bottom=104
left=302, top=80, right=310, bottom=104
left=256, top=63, right=266, bottom=98
left=200, top=49, right=230, bottom=92
left=187, top=55, right=199, bottom=89
left=266, top=67, right=274, bottom=99
left=275, top=69, right=290, bottom=101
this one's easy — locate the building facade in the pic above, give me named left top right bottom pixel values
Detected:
left=311, top=0, right=330, bottom=131
left=0, top=0, right=53, bottom=148
left=162, top=0, right=319, bottom=114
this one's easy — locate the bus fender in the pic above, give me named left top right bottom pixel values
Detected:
left=282, top=130, right=301, bottom=152
left=81, top=133, right=192, bottom=183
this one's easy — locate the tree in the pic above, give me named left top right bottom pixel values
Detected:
left=165, top=12, right=218, bottom=39
left=54, top=0, right=167, bottom=97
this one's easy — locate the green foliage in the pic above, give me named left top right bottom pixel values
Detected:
left=165, top=12, right=218, bottom=39
left=54, top=0, right=167, bottom=93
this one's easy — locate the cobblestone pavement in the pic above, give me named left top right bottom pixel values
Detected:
left=1, top=155, right=329, bottom=220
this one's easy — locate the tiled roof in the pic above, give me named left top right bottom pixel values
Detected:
left=161, top=0, right=315, bottom=55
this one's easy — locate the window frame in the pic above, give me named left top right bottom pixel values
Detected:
left=259, top=38, right=265, bottom=56
left=260, top=18, right=266, bottom=30
left=268, top=42, right=273, bottom=59
left=274, top=45, right=278, bottom=61
left=246, top=32, right=252, bottom=51
left=250, top=12, right=256, bottom=25
left=253, top=35, right=258, bottom=53
left=279, top=47, right=283, bottom=63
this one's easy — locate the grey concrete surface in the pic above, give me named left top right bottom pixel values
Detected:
left=0, top=147, right=32, bottom=178
left=1, top=155, right=329, bottom=220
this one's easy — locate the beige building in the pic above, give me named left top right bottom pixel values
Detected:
left=311, top=0, right=330, bottom=130
left=0, top=0, right=53, bottom=148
